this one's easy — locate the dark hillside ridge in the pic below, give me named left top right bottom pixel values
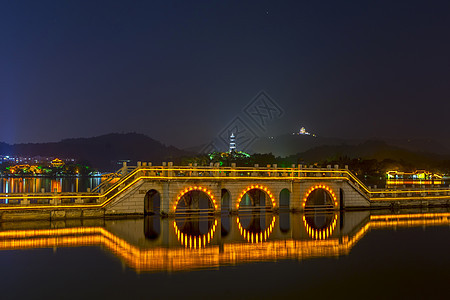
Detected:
left=1, top=133, right=193, bottom=171
left=251, top=135, right=450, bottom=157
left=287, top=140, right=450, bottom=171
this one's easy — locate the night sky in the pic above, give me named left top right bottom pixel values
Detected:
left=1, top=0, right=449, bottom=148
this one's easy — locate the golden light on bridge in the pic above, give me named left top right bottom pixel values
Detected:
left=173, top=186, right=218, bottom=211
left=236, top=215, right=276, bottom=243
left=302, top=184, right=338, bottom=208
left=303, top=214, right=338, bottom=240
left=173, top=219, right=218, bottom=249
left=236, top=185, right=276, bottom=209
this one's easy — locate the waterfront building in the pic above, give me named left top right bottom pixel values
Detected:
left=50, top=158, right=65, bottom=168
left=386, top=170, right=443, bottom=186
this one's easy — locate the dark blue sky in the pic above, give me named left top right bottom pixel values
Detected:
left=1, top=0, right=449, bottom=147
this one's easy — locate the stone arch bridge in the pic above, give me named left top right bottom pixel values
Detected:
left=104, top=163, right=371, bottom=216
left=0, top=163, right=449, bottom=219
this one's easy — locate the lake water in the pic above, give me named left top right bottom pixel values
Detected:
left=0, top=177, right=101, bottom=193
left=0, top=209, right=449, bottom=299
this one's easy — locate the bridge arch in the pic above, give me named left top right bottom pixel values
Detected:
left=237, top=185, right=276, bottom=211
left=173, top=186, right=218, bottom=214
left=221, top=188, right=231, bottom=213
left=302, top=185, right=338, bottom=209
left=279, top=188, right=290, bottom=209
left=144, top=189, right=161, bottom=215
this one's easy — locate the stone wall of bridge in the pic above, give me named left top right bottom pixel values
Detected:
left=104, top=177, right=370, bottom=215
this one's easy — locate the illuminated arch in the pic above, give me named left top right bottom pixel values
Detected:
left=173, top=219, right=218, bottom=249
left=302, top=184, right=338, bottom=208
left=236, top=185, right=276, bottom=209
left=303, top=214, right=338, bottom=240
left=236, top=215, right=276, bottom=243
left=173, top=186, right=218, bottom=211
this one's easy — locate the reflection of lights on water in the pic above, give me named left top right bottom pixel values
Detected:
left=0, top=212, right=449, bottom=272
left=173, top=219, right=218, bottom=249
left=303, top=214, right=338, bottom=240
left=370, top=212, right=450, bottom=228
left=236, top=215, right=276, bottom=243
left=237, top=185, right=276, bottom=209
left=173, top=186, right=218, bottom=211
left=50, top=179, right=62, bottom=193
left=303, top=185, right=338, bottom=208
left=4, top=180, right=9, bottom=204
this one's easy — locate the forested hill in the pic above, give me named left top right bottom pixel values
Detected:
left=0, top=133, right=193, bottom=171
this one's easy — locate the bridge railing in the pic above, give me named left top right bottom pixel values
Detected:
left=0, top=192, right=101, bottom=206
left=126, top=165, right=449, bottom=199
left=368, top=187, right=450, bottom=200
left=132, top=165, right=350, bottom=178
left=1, top=165, right=449, bottom=207
left=91, top=166, right=137, bottom=193
left=0, top=165, right=139, bottom=206
left=90, top=165, right=363, bottom=203
left=103, top=165, right=372, bottom=199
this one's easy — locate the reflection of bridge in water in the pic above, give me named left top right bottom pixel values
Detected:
left=0, top=210, right=449, bottom=272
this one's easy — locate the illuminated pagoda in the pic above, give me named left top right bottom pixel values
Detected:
left=208, top=132, right=250, bottom=164
left=293, top=126, right=317, bottom=137
left=229, top=133, right=236, bottom=153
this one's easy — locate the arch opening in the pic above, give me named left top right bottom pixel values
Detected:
left=303, top=185, right=337, bottom=210
left=174, top=186, right=217, bottom=215
left=279, top=188, right=290, bottom=210
left=221, top=188, right=231, bottom=214
left=144, top=189, right=161, bottom=215
left=237, top=185, right=275, bottom=212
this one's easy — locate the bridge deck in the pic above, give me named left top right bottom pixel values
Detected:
left=0, top=165, right=449, bottom=211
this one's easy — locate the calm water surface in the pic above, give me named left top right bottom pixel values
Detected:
left=0, top=209, right=449, bottom=299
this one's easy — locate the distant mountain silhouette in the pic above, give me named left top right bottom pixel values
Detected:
left=1, top=133, right=193, bottom=171
left=383, top=138, right=450, bottom=156
left=2, top=133, right=448, bottom=172
left=250, top=135, right=356, bottom=156
left=289, top=140, right=450, bottom=168
left=251, top=134, right=450, bottom=157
